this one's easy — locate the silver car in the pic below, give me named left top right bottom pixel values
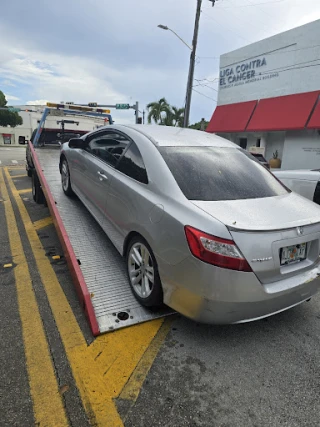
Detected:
left=59, top=125, right=320, bottom=324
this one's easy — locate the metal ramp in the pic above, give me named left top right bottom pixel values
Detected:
left=35, top=148, right=172, bottom=334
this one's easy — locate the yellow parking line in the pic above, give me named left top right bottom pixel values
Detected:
left=34, top=217, right=53, bottom=230
left=18, top=188, right=32, bottom=194
left=6, top=167, right=124, bottom=424
left=119, top=318, right=173, bottom=406
left=5, top=167, right=170, bottom=426
left=11, top=174, right=27, bottom=179
left=0, top=169, right=68, bottom=426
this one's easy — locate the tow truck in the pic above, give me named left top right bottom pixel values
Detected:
left=27, top=103, right=170, bottom=335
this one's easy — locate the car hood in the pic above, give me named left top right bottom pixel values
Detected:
left=191, top=192, right=320, bottom=231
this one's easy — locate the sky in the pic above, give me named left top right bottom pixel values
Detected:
left=1, top=0, right=320, bottom=125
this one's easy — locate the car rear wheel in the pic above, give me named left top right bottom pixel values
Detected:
left=126, top=237, right=163, bottom=307
left=32, top=171, right=45, bottom=204
left=61, top=158, right=74, bottom=197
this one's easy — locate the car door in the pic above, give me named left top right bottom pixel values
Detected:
left=105, top=139, right=150, bottom=253
left=80, top=130, right=130, bottom=227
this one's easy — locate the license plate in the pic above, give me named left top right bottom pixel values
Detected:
left=280, top=243, right=307, bottom=265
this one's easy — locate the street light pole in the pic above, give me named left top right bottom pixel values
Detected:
left=158, top=0, right=217, bottom=128
left=183, top=0, right=202, bottom=128
left=157, top=25, right=192, bottom=51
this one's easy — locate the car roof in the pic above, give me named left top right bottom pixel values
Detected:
left=111, top=124, right=237, bottom=148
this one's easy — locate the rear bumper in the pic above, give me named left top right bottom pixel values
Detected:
left=160, top=256, right=320, bottom=324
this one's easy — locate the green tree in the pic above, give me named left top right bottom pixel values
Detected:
left=189, top=119, right=209, bottom=131
left=0, top=91, right=6, bottom=108
left=171, top=106, right=185, bottom=127
left=147, top=98, right=171, bottom=125
left=161, top=112, right=174, bottom=126
left=0, top=90, right=23, bottom=127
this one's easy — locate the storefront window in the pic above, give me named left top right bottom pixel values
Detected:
left=239, top=138, right=247, bottom=149
left=2, top=134, right=12, bottom=145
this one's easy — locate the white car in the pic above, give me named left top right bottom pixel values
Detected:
left=273, top=169, right=320, bottom=204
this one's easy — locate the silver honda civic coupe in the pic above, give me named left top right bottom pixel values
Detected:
left=60, top=125, right=320, bottom=324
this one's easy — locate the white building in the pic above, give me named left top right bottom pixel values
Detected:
left=207, top=19, right=320, bottom=170
left=0, top=105, right=108, bottom=146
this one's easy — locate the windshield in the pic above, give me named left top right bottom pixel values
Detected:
left=159, top=146, right=288, bottom=201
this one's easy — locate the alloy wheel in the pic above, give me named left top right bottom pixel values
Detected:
left=128, top=243, right=154, bottom=299
left=61, top=161, right=69, bottom=192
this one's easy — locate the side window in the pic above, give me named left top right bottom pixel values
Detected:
left=87, top=131, right=130, bottom=167
left=116, top=143, right=148, bottom=184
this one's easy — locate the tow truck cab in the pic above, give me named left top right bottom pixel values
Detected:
left=26, top=127, right=88, bottom=176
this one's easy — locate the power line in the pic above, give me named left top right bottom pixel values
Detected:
left=245, top=0, right=289, bottom=27
left=195, top=77, right=219, bottom=82
left=257, top=61, right=320, bottom=76
left=192, top=88, right=217, bottom=102
left=212, top=0, right=286, bottom=8
left=215, top=0, right=283, bottom=39
left=249, top=57, right=320, bottom=76
left=201, top=10, right=253, bottom=44
left=194, top=82, right=219, bottom=92
left=200, top=43, right=320, bottom=61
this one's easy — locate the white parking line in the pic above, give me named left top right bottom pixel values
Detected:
left=11, top=160, right=18, bottom=164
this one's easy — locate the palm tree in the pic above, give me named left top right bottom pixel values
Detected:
left=161, top=111, right=174, bottom=126
left=171, top=106, right=185, bottom=127
left=147, top=98, right=171, bottom=124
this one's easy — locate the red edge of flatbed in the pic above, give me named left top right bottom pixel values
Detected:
left=29, top=141, right=100, bottom=336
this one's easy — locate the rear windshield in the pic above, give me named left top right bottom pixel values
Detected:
left=159, top=146, right=288, bottom=201
left=31, top=129, right=87, bottom=144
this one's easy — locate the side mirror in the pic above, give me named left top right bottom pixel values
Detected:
left=68, top=138, right=85, bottom=149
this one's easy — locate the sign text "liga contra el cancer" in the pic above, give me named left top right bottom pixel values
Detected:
left=220, top=57, right=268, bottom=87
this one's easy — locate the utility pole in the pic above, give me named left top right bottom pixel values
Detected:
left=183, top=0, right=202, bottom=128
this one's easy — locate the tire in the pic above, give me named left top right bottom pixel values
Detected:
left=27, top=168, right=32, bottom=177
left=126, top=236, right=163, bottom=307
left=61, top=158, right=74, bottom=197
left=32, top=171, right=45, bottom=204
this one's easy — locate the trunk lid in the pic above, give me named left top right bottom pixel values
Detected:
left=192, top=192, right=320, bottom=231
left=192, top=193, right=320, bottom=283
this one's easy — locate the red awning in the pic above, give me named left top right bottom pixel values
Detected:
left=247, top=91, right=320, bottom=132
left=206, top=100, right=257, bottom=133
left=307, top=98, right=320, bottom=129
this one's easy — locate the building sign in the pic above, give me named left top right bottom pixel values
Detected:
left=302, top=147, right=320, bottom=155
left=217, top=20, right=320, bottom=106
left=220, top=57, right=279, bottom=90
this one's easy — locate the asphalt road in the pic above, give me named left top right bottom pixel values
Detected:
left=123, top=303, right=320, bottom=427
left=0, top=146, right=27, bottom=166
left=2, top=164, right=320, bottom=426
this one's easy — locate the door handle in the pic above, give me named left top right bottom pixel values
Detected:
left=97, top=171, right=108, bottom=181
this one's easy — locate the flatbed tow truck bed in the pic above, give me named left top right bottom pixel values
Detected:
left=30, top=139, right=172, bottom=336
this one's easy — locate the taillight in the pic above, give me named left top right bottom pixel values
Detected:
left=184, top=226, right=252, bottom=272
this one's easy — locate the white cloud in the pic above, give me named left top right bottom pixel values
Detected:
left=26, top=99, right=48, bottom=105
left=4, top=94, right=20, bottom=101
left=1, top=0, right=320, bottom=124
left=3, top=79, right=16, bottom=87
